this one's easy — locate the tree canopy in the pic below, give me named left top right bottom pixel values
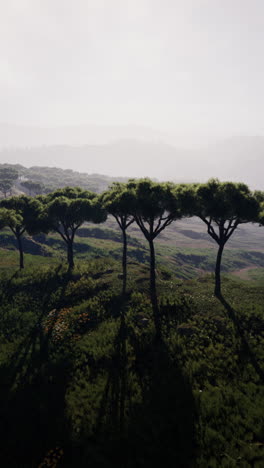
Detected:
left=0, top=207, right=22, bottom=231
left=0, top=195, right=43, bottom=268
left=0, top=195, right=44, bottom=236
left=125, top=178, right=181, bottom=237
left=258, top=201, right=264, bottom=226
left=124, top=178, right=183, bottom=337
left=100, top=182, right=134, bottom=295
left=0, top=167, right=19, bottom=198
left=193, top=179, right=260, bottom=295
left=43, top=187, right=107, bottom=268
left=20, top=180, right=45, bottom=196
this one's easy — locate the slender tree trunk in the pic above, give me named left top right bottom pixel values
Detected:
left=67, top=239, right=74, bottom=269
left=17, top=235, right=24, bottom=269
left=122, top=228, right=127, bottom=296
left=149, top=238, right=161, bottom=339
left=214, top=242, right=224, bottom=297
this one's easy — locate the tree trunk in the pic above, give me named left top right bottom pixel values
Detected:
left=67, top=240, right=74, bottom=269
left=17, top=235, right=24, bottom=269
left=214, top=242, right=224, bottom=297
left=149, top=238, right=161, bottom=339
left=122, top=228, right=127, bottom=296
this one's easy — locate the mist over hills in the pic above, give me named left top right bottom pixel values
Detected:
left=0, top=123, right=263, bottom=188
left=0, top=123, right=168, bottom=147
left=0, top=141, right=196, bottom=182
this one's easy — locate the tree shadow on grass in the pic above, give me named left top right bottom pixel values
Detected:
left=67, top=310, right=196, bottom=468
left=0, top=268, right=20, bottom=304
left=0, top=276, right=197, bottom=467
left=0, top=265, right=74, bottom=467
left=217, top=293, right=264, bottom=383
left=127, top=333, right=196, bottom=468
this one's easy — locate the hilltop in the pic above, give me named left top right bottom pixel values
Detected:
left=0, top=163, right=264, bottom=281
left=0, top=127, right=264, bottom=188
left=0, top=166, right=264, bottom=466
left=0, top=163, right=127, bottom=194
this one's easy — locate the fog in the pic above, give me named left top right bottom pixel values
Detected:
left=1, top=1, right=264, bottom=185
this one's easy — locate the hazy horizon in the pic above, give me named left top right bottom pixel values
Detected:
left=3, top=2, right=264, bottom=135
left=0, top=121, right=243, bottom=149
left=1, top=128, right=263, bottom=190
left=2, top=1, right=264, bottom=185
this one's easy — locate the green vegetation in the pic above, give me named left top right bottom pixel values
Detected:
left=40, top=187, right=107, bottom=268
left=20, top=180, right=45, bottom=196
left=0, top=166, right=18, bottom=198
left=0, top=261, right=263, bottom=467
left=0, top=173, right=264, bottom=466
left=0, top=163, right=127, bottom=194
left=100, top=182, right=135, bottom=295
left=0, top=196, right=43, bottom=269
left=193, top=179, right=260, bottom=296
left=0, top=164, right=18, bottom=198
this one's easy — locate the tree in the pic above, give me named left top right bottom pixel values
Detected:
left=193, top=179, right=260, bottom=297
left=258, top=200, right=264, bottom=226
left=20, top=180, right=45, bottom=196
left=254, top=190, right=264, bottom=204
left=0, top=196, right=43, bottom=269
left=126, top=179, right=182, bottom=338
left=0, top=207, right=22, bottom=232
left=100, top=183, right=134, bottom=296
left=0, top=167, right=19, bottom=198
left=43, top=187, right=107, bottom=269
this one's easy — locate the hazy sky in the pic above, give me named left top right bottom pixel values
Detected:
left=2, top=0, right=264, bottom=140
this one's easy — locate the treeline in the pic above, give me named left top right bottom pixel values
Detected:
left=1, top=178, right=264, bottom=338
left=0, top=163, right=127, bottom=197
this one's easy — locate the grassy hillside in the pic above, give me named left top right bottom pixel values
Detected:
left=0, top=259, right=263, bottom=467
left=1, top=164, right=264, bottom=466
left=0, top=163, right=128, bottom=195
left=1, top=219, right=264, bottom=282
left=1, top=163, right=264, bottom=280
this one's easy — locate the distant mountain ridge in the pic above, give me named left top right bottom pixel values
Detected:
left=0, top=122, right=168, bottom=147
left=0, top=123, right=263, bottom=189
left=0, top=141, right=203, bottom=184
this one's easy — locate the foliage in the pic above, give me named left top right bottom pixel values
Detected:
left=194, top=179, right=259, bottom=226
left=0, top=196, right=44, bottom=268
left=40, top=187, right=107, bottom=267
left=125, top=178, right=181, bottom=230
left=100, top=182, right=135, bottom=294
left=0, top=261, right=263, bottom=466
left=20, top=180, right=45, bottom=195
left=259, top=201, right=264, bottom=225
left=0, top=195, right=43, bottom=235
left=0, top=166, right=18, bottom=197
left=0, top=177, right=264, bottom=465
left=0, top=207, right=22, bottom=230
left=0, top=163, right=129, bottom=195
left=123, top=178, right=186, bottom=336
left=44, top=187, right=107, bottom=231
left=192, top=179, right=260, bottom=295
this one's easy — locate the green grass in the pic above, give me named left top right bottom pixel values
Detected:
left=0, top=260, right=263, bottom=467
left=1, top=221, right=264, bottom=283
left=0, top=264, right=264, bottom=468
left=247, top=267, right=264, bottom=282
left=2, top=227, right=264, bottom=289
